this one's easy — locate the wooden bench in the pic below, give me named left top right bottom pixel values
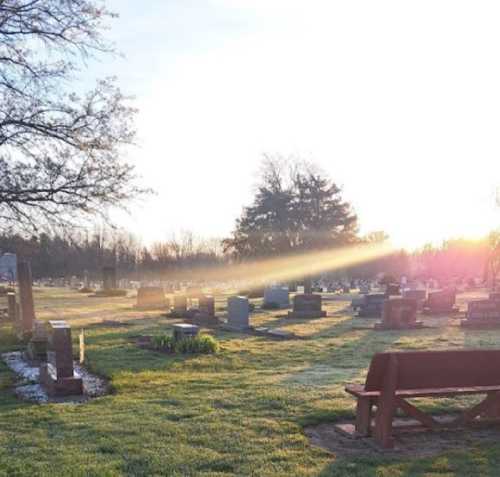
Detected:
left=345, top=349, right=500, bottom=448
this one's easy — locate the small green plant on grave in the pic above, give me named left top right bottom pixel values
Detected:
left=151, top=334, right=219, bottom=354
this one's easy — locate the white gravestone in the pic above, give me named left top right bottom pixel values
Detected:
left=227, top=296, right=250, bottom=330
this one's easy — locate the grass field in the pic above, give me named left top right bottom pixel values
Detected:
left=0, top=288, right=499, bottom=476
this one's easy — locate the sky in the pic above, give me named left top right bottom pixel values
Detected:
left=91, top=0, right=500, bottom=250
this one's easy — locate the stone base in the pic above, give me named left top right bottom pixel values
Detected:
left=374, top=320, right=424, bottom=331
left=287, top=310, right=327, bottom=319
left=461, top=319, right=500, bottom=329
left=423, top=306, right=459, bottom=315
left=220, top=323, right=251, bottom=332
left=40, top=363, right=83, bottom=397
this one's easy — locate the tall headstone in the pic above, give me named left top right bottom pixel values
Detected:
left=102, top=266, right=117, bottom=291
left=303, top=278, right=313, bottom=295
left=7, top=292, right=16, bottom=321
left=198, top=295, right=215, bottom=317
left=40, top=321, right=83, bottom=396
left=227, top=296, right=250, bottom=330
left=17, top=260, right=35, bottom=336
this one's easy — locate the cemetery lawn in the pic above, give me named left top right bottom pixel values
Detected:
left=1, top=289, right=500, bottom=476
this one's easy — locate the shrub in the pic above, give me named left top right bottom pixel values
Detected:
left=151, top=334, right=219, bottom=354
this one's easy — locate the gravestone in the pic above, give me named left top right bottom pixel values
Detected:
left=489, top=292, right=500, bottom=301
left=385, top=283, right=401, bottom=296
left=16, top=260, right=35, bottom=337
left=198, top=295, right=215, bottom=318
left=462, top=300, right=500, bottom=327
left=226, top=296, right=250, bottom=330
left=402, top=289, right=427, bottom=311
left=357, top=293, right=386, bottom=317
left=39, top=321, right=83, bottom=396
left=7, top=292, right=16, bottom=321
left=173, top=323, right=199, bottom=341
left=171, top=295, right=187, bottom=317
left=102, top=266, right=117, bottom=291
left=423, top=289, right=458, bottom=314
left=288, top=294, right=326, bottom=319
left=375, top=298, right=422, bottom=330
left=136, top=287, right=167, bottom=309
left=27, top=320, right=48, bottom=360
left=263, top=287, right=289, bottom=309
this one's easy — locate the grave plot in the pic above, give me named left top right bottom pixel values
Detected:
left=461, top=299, right=500, bottom=328
left=2, top=319, right=108, bottom=403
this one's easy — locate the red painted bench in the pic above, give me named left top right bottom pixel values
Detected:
left=345, top=349, right=500, bottom=448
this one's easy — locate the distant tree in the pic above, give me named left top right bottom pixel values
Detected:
left=0, top=0, right=146, bottom=232
left=223, top=156, right=358, bottom=258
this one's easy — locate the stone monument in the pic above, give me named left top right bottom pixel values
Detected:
left=226, top=296, right=250, bottom=330
left=263, top=287, right=290, bottom=309
left=40, top=321, right=83, bottom=396
left=375, top=297, right=422, bottom=330
left=136, top=286, right=167, bottom=309
left=7, top=292, right=16, bottom=321
left=288, top=294, right=326, bottom=319
left=16, top=260, right=35, bottom=337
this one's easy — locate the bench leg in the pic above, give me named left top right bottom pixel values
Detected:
left=355, top=397, right=372, bottom=437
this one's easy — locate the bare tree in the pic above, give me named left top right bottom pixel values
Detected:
left=0, top=0, right=147, bottom=232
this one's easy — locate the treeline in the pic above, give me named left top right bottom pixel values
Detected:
left=0, top=229, right=491, bottom=284
left=0, top=229, right=225, bottom=280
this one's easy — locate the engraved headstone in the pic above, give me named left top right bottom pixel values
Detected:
left=136, top=286, right=167, bottom=309
left=173, top=323, right=199, bottom=341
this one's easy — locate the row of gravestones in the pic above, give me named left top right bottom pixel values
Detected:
left=8, top=261, right=83, bottom=397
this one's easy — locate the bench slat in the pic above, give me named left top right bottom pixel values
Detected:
left=346, top=384, right=500, bottom=399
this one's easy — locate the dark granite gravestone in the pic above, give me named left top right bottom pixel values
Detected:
left=288, top=294, right=326, bottom=319
left=357, top=293, right=386, bottom=317
left=423, top=289, right=458, bottom=314
left=136, top=287, right=167, bottom=309
left=7, top=292, right=16, bottom=321
left=173, top=323, right=199, bottom=341
left=16, top=260, right=35, bottom=337
left=402, top=289, right=427, bottom=311
left=375, top=297, right=422, bottom=330
left=461, top=300, right=500, bottom=327
left=40, top=321, right=83, bottom=396
left=102, top=266, right=117, bottom=291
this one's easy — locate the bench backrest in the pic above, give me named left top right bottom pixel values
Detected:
left=365, top=349, right=500, bottom=391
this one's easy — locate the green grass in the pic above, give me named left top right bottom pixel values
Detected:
left=0, top=288, right=499, bottom=476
